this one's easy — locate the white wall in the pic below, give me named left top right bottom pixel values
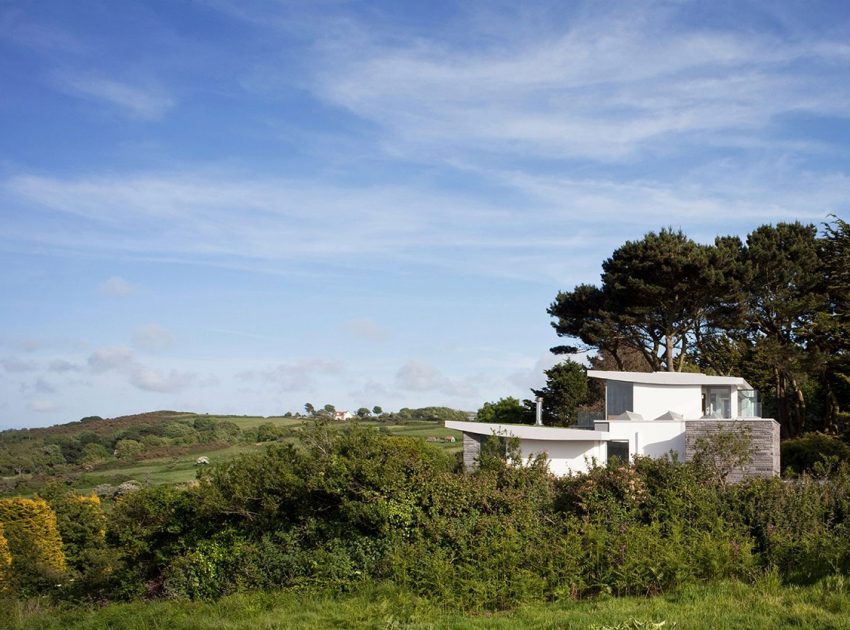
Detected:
left=632, top=384, right=702, bottom=420
left=604, top=420, right=686, bottom=460
left=518, top=438, right=603, bottom=476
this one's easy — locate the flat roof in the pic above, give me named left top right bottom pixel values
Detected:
left=445, top=420, right=608, bottom=441
left=587, top=370, right=752, bottom=389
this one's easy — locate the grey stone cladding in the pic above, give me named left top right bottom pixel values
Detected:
left=462, top=431, right=483, bottom=471
left=684, top=419, right=781, bottom=481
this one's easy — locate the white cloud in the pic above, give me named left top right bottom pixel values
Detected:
left=394, top=360, right=477, bottom=398
left=48, top=359, right=83, bottom=373
left=87, top=346, right=135, bottom=373
left=236, top=359, right=345, bottom=392
left=54, top=74, right=174, bottom=120
left=127, top=366, right=196, bottom=393
left=133, top=324, right=174, bottom=351
left=100, top=276, right=135, bottom=297
left=30, top=399, right=60, bottom=413
left=309, top=6, right=850, bottom=162
left=1, top=357, right=38, bottom=373
left=86, top=345, right=197, bottom=394
left=343, top=318, right=388, bottom=342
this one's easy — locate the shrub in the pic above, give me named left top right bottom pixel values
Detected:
left=39, top=484, right=107, bottom=572
left=781, top=433, right=850, bottom=475
left=0, top=523, right=11, bottom=593
left=0, top=497, right=66, bottom=591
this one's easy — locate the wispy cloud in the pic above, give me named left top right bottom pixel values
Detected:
left=53, top=73, right=174, bottom=119
left=395, top=360, right=478, bottom=398
left=1, top=165, right=833, bottom=285
left=236, top=359, right=345, bottom=392
left=133, top=324, right=173, bottom=352
left=1, top=357, right=38, bottom=373
left=308, top=5, right=850, bottom=162
left=343, top=318, right=388, bottom=342
left=99, top=276, right=136, bottom=297
left=86, top=345, right=197, bottom=393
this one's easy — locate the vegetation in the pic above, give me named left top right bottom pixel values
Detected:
left=5, top=578, right=850, bottom=629
left=0, top=408, right=466, bottom=498
left=3, top=422, right=850, bottom=624
left=549, top=218, right=850, bottom=438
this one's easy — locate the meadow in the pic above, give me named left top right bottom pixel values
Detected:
left=6, top=578, right=850, bottom=629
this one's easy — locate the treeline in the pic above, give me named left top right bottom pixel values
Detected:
left=550, top=217, right=850, bottom=437
left=4, top=424, right=850, bottom=611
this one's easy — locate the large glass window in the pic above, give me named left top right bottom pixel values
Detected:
left=606, top=381, right=633, bottom=418
left=738, top=389, right=761, bottom=417
left=705, top=387, right=732, bottom=418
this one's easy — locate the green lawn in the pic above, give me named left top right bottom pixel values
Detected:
left=5, top=578, right=850, bottom=629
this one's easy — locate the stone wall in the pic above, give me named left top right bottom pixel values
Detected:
left=462, top=431, right=483, bottom=471
left=684, top=419, right=780, bottom=481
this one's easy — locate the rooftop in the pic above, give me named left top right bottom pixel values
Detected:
left=587, top=370, right=753, bottom=390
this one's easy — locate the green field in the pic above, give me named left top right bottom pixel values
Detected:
left=2, top=414, right=464, bottom=496
left=5, top=578, right=850, bottom=629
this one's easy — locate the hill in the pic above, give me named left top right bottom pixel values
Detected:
left=0, top=408, right=464, bottom=497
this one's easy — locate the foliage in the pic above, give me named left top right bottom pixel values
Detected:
left=531, top=359, right=589, bottom=426
left=7, top=418, right=850, bottom=615
left=547, top=218, right=850, bottom=437
left=689, top=423, right=755, bottom=485
left=0, top=498, right=66, bottom=591
left=781, top=433, right=850, bottom=475
left=0, top=523, right=11, bottom=593
left=476, top=397, right=530, bottom=424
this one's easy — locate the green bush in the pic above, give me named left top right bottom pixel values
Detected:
left=781, top=433, right=850, bottom=475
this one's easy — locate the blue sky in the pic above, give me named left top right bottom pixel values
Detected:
left=1, top=1, right=849, bottom=428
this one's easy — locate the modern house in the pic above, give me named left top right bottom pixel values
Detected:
left=446, top=370, right=780, bottom=479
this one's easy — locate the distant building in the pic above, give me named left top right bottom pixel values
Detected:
left=333, top=410, right=353, bottom=421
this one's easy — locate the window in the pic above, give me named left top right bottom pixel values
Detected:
left=607, top=440, right=629, bottom=464
left=606, top=381, right=634, bottom=418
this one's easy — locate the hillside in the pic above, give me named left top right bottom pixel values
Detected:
left=0, top=408, right=465, bottom=497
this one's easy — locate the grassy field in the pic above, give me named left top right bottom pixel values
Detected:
left=5, top=577, right=850, bottom=629
left=2, top=412, right=462, bottom=496
left=2, top=416, right=464, bottom=496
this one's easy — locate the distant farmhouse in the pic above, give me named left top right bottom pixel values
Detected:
left=447, top=370, right=780, bottom=481
left=333, top=410, right=353, bottom=421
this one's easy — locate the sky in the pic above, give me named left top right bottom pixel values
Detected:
left=1, top=0, right=850, bottom=429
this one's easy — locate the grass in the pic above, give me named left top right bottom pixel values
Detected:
left=5, top=577, right=850, bottom=629
left=2, top=418, right=463, bottom=497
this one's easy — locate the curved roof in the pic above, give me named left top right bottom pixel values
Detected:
left=587, top=370, right=753, bottom=389
left=445, top=420, right=608, bottom=441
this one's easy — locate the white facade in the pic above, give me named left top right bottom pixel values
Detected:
left=448, top=370, right=770, bottom=477
left=632, top=384, right=702, bottom=420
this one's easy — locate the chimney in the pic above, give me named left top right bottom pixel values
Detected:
left=535, top=396, right=543, bottom=426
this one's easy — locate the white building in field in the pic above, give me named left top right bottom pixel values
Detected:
left=446, top=370, right=780, bottom=479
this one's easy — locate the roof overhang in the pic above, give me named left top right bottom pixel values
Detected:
left=587, top=370, right=753, bottom=390
left=445, top=420, right=608, bottom=441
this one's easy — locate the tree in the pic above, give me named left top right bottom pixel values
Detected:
left=739, top=222, right=825, bottom=437
left=322, top=404, right=336, bottom=416
left=356, top=407, right=371, bottom=418
left=531, top=360, right=589, bottom=426
left=304, top=403, right=315, bottom=417
left=372, top=406, right=383, bottom=415
left=549, top=229, right=737, bottom=372
left=476, top=397, right=530, bottom=424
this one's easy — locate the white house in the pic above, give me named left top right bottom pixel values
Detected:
left=333, top=410, right=353, bottom=421
left=446, top=370, right=780, bottom=479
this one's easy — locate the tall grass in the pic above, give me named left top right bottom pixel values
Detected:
left=4, top=576, right=850, bottom=629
